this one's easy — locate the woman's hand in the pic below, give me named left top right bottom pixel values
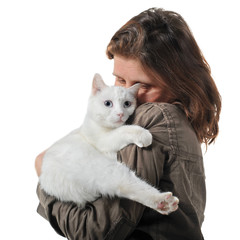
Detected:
left=35, top=150, right=47, bottom=177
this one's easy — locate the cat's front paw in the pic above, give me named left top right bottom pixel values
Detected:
left=155, top=192, right=179, bottom=215
left=135, top=129, right=152, bottom=148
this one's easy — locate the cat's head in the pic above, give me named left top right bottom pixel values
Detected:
left=87, top=73, right=140, bottom=129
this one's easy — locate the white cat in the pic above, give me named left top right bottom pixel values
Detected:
left=39, top=73, right=179, bottom=215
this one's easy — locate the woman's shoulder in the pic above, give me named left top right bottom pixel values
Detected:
left=132, top=103, right=202, bottom=158
left=136, top=102, right=181, bottom=114
left=132, top=102, right=183, bottom=127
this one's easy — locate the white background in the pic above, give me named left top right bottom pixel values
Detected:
left=0, top=0, right=239, bottom=239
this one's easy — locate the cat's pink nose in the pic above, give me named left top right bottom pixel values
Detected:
left=117, top=113, right=124, bottom=119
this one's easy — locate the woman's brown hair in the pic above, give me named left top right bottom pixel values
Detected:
left=106, top=8, right=221, bottom=146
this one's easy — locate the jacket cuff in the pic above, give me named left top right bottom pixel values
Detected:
left=37, top=203, right=48, bottom=220
left=36, top=183, right=65, bottom=237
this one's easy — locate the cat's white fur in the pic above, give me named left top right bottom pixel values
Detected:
left=39, top=73, right=179, bottom=215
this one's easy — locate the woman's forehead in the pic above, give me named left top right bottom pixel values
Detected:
left=113, top=55, right=152, bottom=84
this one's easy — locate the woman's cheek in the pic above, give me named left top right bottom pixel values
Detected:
left=137, top=90, right=148, bottom=104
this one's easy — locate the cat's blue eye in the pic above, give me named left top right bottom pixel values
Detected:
left=104, top=100, right=113, bottom=108
left=123, top=101, right=131, bottom=108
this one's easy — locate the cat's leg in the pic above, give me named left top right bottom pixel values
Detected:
left=97, top=161, right=179, bottom=215
left=116, top=169, right=179, bottom=215
left=96, top=125, right=152, bottom=153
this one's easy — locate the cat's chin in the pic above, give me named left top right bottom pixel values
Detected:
left=106, top=121, right=125, bottom=129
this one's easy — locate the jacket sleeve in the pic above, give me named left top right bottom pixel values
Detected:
left=36, top=184, right=144, bottom=240
left=36, top=103, right=170, bottom=240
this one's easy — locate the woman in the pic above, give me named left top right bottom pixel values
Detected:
left=35, top=8, right=221, bottom=240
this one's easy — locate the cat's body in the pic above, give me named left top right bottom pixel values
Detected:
left=39, top=74, right=179, bottom=215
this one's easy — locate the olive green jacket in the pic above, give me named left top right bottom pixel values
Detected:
left=37, top=103, right=205, bottom=240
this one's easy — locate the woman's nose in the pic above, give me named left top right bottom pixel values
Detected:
left=126, top=83, right=135, bottom=88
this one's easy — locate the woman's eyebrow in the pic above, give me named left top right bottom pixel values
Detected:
left=113, top=72, right=148, bottom=85
left=112, top=72, right=123, bottom=79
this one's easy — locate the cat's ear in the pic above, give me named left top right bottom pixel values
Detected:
left=128, top=83, right=141, bottom=96
left=92, top=73, right=107, bottom=95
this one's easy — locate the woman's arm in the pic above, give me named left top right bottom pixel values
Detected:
left=35, top=150, right=47, bottom=177
left=35, top=150, right=147, bottom=240
left=37, top=184, right=145, bottom=240
left=35, top=151, right=145, bottom=239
